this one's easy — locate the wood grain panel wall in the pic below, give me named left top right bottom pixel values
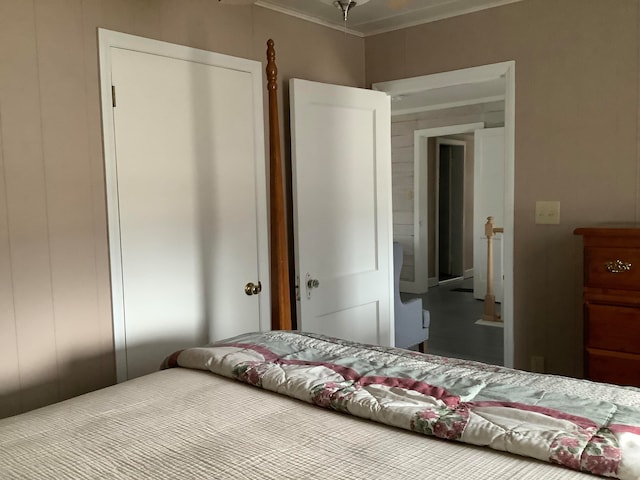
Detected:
left=391, top=101, right=504, bottom=285
left=0, top=0, right=60, bottom=416
left=0, top=0, right=364, bottom=419
left=0, top=105, right=21, bottom=416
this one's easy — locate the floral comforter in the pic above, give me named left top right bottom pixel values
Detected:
left=164, top=331, right=640, bottom=479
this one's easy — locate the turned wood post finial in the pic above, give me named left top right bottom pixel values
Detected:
left=485, top=216, right=494, bottom=238
left=266, top=39, right=277, bottom=91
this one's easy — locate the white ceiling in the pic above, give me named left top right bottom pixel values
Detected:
left=389, top=77, right=505, bottom=115
left=254, top=0, right=523, bottom=36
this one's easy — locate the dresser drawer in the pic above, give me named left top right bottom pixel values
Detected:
left=586, top=348, right=640, bottom=387
left=584, top=247, right=640, bottom=290
left=586, top=304, right=640, bottom=354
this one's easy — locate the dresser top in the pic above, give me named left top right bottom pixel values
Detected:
left=574, top=225, right=640, bottom=237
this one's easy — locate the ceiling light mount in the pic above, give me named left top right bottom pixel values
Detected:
left=319, top=0, right=372, bottom=22
left=335, top=1, right=356, bottom=21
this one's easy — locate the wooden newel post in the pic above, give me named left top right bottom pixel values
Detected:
left=266, top=39, right=292, bottom=330
left=482, top=216, right=504, bottom=322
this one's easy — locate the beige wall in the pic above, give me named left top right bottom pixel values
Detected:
left=0, top=0, right=364, bottom=419
left=366, top=0, right=639, bottom=377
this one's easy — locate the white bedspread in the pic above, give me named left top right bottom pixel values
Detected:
left=0, top=368, right=595, bottom=479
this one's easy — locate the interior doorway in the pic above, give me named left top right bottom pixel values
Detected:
left=372, top=61, right=515, bottom=368
left=437, top=139, right=465, bottom=283
left=412, top=122, right=484, bottom=292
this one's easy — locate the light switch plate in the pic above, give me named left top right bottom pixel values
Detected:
left=535, top=201, right=560, bottom=224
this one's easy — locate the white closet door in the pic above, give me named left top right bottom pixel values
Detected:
left=101, top=32, right=269, bottom=381
left=290, top=79, right=394, bottom=347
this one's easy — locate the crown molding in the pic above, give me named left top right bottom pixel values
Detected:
left=255, top=0, right=523, bottom=37
left=254, top=1, right=365, bottom=37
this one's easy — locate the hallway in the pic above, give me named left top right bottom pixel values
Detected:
left=404, top=277, right=504, bottom=366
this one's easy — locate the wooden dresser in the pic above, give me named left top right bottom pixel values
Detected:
left=574, top=226, right=640, bottom=387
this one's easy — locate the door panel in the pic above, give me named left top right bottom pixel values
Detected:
left=296, top=105, right=377, bottom=279
left=290, top=79, right=393, bottom=346
left=473, top=127, right=505, bottom=302
left=106, top=42, right=269, bottom=381
left=312, top=301, right=380, bottom=346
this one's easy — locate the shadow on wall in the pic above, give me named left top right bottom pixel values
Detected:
left=115, top=335, right=207, bottom=382
left=1, top=334, right=255, bottom=420
left=0, top=348, right=122, bottom=420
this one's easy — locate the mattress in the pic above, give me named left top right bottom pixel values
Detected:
left=0, top=367, right=595, bottom=479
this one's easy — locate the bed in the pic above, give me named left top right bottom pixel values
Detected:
left=2, top=41, right=640, bottom=480
left=2, top=330, right=640, bottom=479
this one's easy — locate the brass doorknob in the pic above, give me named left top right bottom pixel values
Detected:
left=244, top=281, right=262, bottom=296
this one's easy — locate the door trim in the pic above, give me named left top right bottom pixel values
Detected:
left=373, top=61, right=515, bottom=368
left=98, top=29, right=270, bottom=382
left=407, top=123, right=484, bottom=294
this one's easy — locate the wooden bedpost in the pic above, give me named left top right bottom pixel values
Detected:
left=266, top=39, right=292, bottom=330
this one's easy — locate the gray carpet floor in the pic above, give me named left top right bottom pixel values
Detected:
left=402, top=277, right=504, bottom=366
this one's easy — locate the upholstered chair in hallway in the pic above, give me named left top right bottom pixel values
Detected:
left=393, top=242, right=430, bottom=352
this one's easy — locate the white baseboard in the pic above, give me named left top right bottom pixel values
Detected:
left=464, top=268, right=474, bottom=279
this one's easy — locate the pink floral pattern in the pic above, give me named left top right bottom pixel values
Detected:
left=550, top=429, right=593, bottom=471
left=582, top=429, right=621, bottom=477
left=411, top=405, right=470, bottom=440
left=311, top=381, right=358, bottom=412
left=550, top=427, right=621, bottom=477
left=233, top=361, right=273, bottom=387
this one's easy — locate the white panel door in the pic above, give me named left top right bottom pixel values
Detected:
left=473, top=127, right=505, bottom=302
left=103, top=34, right=269, bottom=381
left=290, top=79, right=393, bottom=346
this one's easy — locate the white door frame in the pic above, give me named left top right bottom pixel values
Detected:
left=98, top=29, right=270, bottom=381
left=435, top=137, right=467, bottom=284
left=373, top=61, right=515, bottom=368
left=411, top=123, right=484, bottom=292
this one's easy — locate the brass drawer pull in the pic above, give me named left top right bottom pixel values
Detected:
left=605, top=260, right=632, bottom=273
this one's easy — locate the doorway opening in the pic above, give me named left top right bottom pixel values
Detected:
left=437, top=139, right=465, bottom=284
left=373, top=61, right=515, bottom=368
left=412, top=122, right=484, bottom=292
